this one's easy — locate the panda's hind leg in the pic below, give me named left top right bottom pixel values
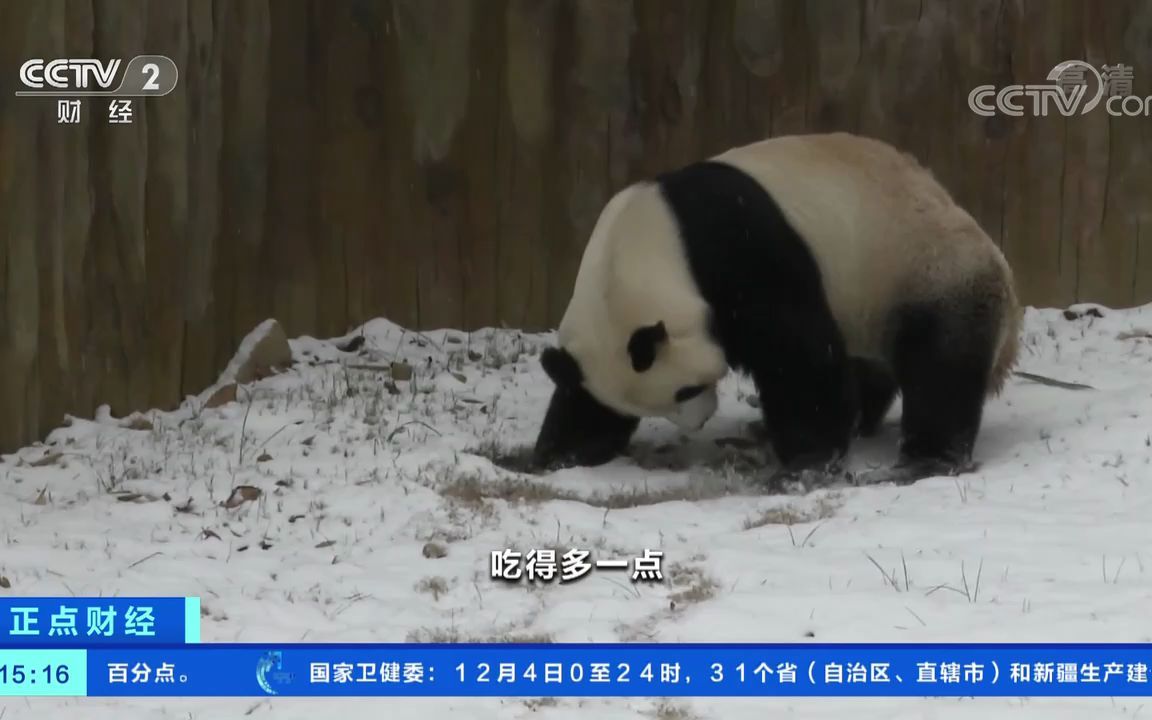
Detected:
left=880, top=294, right=1000, bottom=484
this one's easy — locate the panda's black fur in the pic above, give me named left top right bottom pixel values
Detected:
left=533, top=133, right=1019, bottom=485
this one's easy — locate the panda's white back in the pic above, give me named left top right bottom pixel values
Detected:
left=712, top=132, right=1012, bottom=359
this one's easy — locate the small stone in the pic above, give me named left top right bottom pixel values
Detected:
left=390, top=362, right=414, bottom=381
left=337, top=335, right=367, bottom=353
left=222, top=319, right=294, bottom=385
left=203, top=383, right=237, bottom=409
left=422, top=541, right=448, bottom=559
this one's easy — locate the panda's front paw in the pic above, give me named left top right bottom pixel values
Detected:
left=849, top=458, right=980, bottom=487
left=764, top=464, right=846, bottom=493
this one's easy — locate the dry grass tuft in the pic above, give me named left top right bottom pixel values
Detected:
left=665, top=562, right=721, bottom=606
left=414, top=576, right=450, bottom=601
left=647, top=701, right=701, bottom=720
left=742, top=492, right=842, bottom=530
left=406, top=626, right=554, bottom=644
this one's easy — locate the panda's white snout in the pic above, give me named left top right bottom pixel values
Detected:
left=666, top=384, right=719, bottom=432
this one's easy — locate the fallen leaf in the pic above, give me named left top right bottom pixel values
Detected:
left=288, top=514, right=305, bottom=523
left=257, top=452, right=272, bottom=462
left=0, top=576, right=10, bottom=589
left=315, top=540, right=336, bottom=549
left=174, top=498, right=195, bottom=514
left=33, top=488, right=49, bottom=505
left=221, top=485, right=263, bottom=509
left=1117, top=329, right=1152, bottom=341
left=201, top=529, right=221, bottom=541
left=422, top=542, right=448, bottom=559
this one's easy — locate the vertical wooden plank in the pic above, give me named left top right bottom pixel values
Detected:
left=31, top=0, right=69, bottom=438
left=219, top=0, right=272, bottom=345
left=83, top=0, right=148, bottom=416
left=1000, top=0, right=1077, bottom=308
left=376, top=0, right=420, bottom=330
left=696, top=1, right=738, bottom=154
left=543, top=0, right=635, bottom=325
left=144, top=0, right=192, bottom=401
left=944, top=0, right=1013, bottom=247
left=206, top=5, right=239, bottom=370
left=391, top=0, right=474, bottom=329
left=629, top=0, right=707, bottom=176
left=537, top=0, right=577, bottom=328
left=181, top=0, right=225, bottom=388
left=347, top=0, right=391, bottom=331
left=739, top=0, right=804, bottom=140
left=0, top=1, right=47, bottom=450
left=858, top=0, right=934, bottom=154
left=1078, top=0, right=1152, bottom=306
left=313, top=0, right=380, bottom=335
left=806, top=0, right=862, bottom=135
left=457, top=0, right=503, bottom=330
left=1132, top=0, right=1152, bottom=303
left=266, top=0, right=319, bottom=336
left=497, top=0, right=558, bottom=330
left=1061, top=0, right=1110, bottom=307
left=305, top=1, right=347, bottom=339
left=45, top=0, right=95, bottom=433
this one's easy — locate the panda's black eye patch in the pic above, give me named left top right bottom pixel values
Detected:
left=674, top=384, right=706, bottom=403
left=627, top=321, right=668, bottom=372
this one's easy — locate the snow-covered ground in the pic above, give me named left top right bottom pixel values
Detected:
left=2, top=303, right=1151, bottom=719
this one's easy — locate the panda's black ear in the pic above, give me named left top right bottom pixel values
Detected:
left=540, top=347, right=583, bottom=388
left=627, top=321, right=668, bottom=373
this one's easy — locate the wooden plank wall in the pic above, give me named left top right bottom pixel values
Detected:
left=1, top=0, right=1151, bottom=454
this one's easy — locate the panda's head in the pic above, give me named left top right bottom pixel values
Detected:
left=532, top=183, right=728, bottom=470
left=531, top=329, right=722, bottom=471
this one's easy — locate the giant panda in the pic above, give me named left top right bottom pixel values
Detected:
left=532, top=131, right=1021, bottom=486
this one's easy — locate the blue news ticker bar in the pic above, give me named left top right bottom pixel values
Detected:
left=0, top=597, right=200, bottom=646
left=2, top=644, right=1152, bottom=697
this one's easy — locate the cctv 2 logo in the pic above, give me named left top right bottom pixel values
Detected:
left=16, top=55, right=179, bottom=96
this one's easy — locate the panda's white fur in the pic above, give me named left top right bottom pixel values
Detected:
left=556, top=183, right=729, bottom=425
left=535, top=131, right=1021, bottom=480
